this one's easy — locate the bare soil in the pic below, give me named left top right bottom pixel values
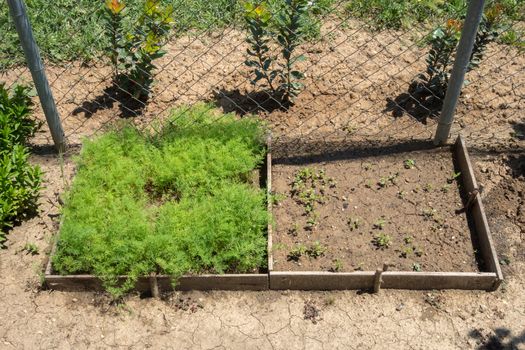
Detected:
left=271, top=146, right=479, bottom=273
left=0, top=18, right=524, bottom=349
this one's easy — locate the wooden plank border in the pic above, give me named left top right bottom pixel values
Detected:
left=454, top=135, right=503, bottom=290
left=44, top=143, right=273, bottom=292
left=268, top=136, right=503, bottom=291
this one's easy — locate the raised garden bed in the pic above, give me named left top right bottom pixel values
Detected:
left=269, top=136, right=503, bottom=291
left=45, top=106, right=272, bottom=295
left=45, top=130, right=502, bottom=293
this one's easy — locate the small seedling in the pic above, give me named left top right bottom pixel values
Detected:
left=363, top=163, right=372, bottom=171
left=423, top=183, right=433, bottom=192
left=288, top=223, right=300, bottom=236
left=331, top=258, right=343, bottom=272
left=422, top=208, right=437, bottom=220
left=441, top=184, right=450, bottom=193
left=287, top=244, right=307, bottom=261
left=412, top=263, right=422, bottom=272
left=377, top=173, right=399, bottom=188
left=397, top=191, right=406, bottom=199
left=373, top=233, right=391, bottom=249
left=305, top=212, right=319, bottom=230
left=403, top=236, right=414, bottom=244
left=404, top=159, right=416, bottom=169
left=414, top=247, right=423, bottom=257
left=347, top=217, right=360, bottom=231
left=270, top=192, right=286, bottom=205
left=447, top=171, right=461, bottom=184
left=273, top=242, right=286, bottom=251
left=500, top=256, right=511, bottom=266
left=400, top=246, right=413, bottom=258
left=373, top=218, right=386, bottom=230
left=22, top=242, right=39, bottom=255
left=306, top=241, right=327, bottom=258
left=365, top=180, right=373, bottom=189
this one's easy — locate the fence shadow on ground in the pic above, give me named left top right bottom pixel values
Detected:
left=272, top=138, right=438, bottom=165
left=469, top=328, right=525, bottom=350
left=72, top=82, right=148, bottom=119
left=383, top=80, right=443, bottom=125
left=211, top=88, right=286, bottom=115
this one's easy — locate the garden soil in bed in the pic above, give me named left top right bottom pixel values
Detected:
left=271, top=147, right=480, bottom=273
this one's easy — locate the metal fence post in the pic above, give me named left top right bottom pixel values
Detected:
left=433, top=0, right=485, bottom=145
left=7, top=0, right=66, bottom=152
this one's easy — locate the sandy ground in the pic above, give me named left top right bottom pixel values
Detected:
left=1, top=18, right=524, bottom=349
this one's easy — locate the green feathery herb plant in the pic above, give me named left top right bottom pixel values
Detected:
left=52, top=104, right=268, bottom=297
left=103, top=0, right=174, bottom=100
left=0, top=84, right=42, bottom=247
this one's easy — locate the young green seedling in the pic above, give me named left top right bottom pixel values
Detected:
left=373, top=233, right=391, bottom=250
left=404, top=159, right=416, bottom=169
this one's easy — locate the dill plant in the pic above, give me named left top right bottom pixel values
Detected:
left=52, top=104, right=269, bottom=297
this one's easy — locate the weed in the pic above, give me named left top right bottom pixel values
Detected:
left=500, top=255, right=511, bottom=265
left=306, top=241, right=327, bottom=258
left=403, top=236, right=414, bottom=244
left=331, top=258, right=343, bottom=272
left=377, top=172, right=399, bottom=188
left=305, top=212, right=319, bottom=230
left=270, top=192, right=287, bottom=205
left=288, top=244, right=307, bottom=261
left=347, top=217, right=360, bottom=231
left=441, top=184, right=450, bottom=193
left=423, top=183, right=433, bottom=192
left=414, top=247, right=423, bottom=257
left=22, top=242, right=39, bottom=255
left=52, top=104, right=268, bottom=297
left=373, top=233, right=391, bottom=249
left=397, top=191, right=406, bottom=199
left=447, top=171, right=461, bottom=184
left=404, top=159, right=416, bottom=169
left=291, top=168, right=332, bottom=223
left=412, top=263, right=422, bottom=272
left=400, top=246, right=412, bottom=258
left=288, top=222, right=300, bottom=236
left=373, top=218, right=386, bottom=230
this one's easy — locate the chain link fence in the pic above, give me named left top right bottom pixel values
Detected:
left=1, top=0, right=524, bottom=160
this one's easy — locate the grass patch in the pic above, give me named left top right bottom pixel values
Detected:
left=52, top=104, right=269, bottom=297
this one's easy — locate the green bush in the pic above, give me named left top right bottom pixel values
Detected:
left=52, top=104, right=268, bottom=297
left=0, top=83, right=42, bottom=247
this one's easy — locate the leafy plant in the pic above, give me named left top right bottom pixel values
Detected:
left=447, top=171, right=461, bottom=183
left=373, top=217, right=386, bottom=230
left=288, top=243, right=307, bottom=261
left=404, top=159, right=416, bottom=169
left=0, top=84, right=42, bottom=247
left=412, top=262, right=422, bottom=271
left=331, top=258, right=343, bottom=272
left=22, top=242, right=39, bottom=255
left=243, top=0, right=312, bottom=105
left=52, top=104, right=268, bottom=297
left=373, top=233, right=391, bottom=249
left=306, top=241, right=327, bottom=258
left=102, top=0, right=174, bottom=99
left=347, top=217, right=360, bottom=231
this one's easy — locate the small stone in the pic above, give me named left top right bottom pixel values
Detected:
left=72, top=298, right=78, bottom=302
left=396, top=303, right=404, bottom=311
